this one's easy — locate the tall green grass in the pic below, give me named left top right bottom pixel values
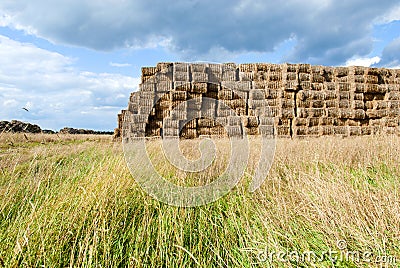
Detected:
left=0, top=134, right=399, bottom=267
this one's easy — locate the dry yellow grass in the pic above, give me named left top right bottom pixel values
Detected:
left=0, top=134, right=398, bottom=267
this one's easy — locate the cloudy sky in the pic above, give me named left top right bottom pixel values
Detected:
left=1, top=1, right=400, bottom=131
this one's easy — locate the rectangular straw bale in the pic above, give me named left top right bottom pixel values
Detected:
left=171, top=110, right=187, bottom=120
left=249, top=89, right=266, bottom=100
left=198, top=118, right=215, bottom=128
left=218, top=89, right=233, bottom=100
left=268, top=71, right=282, bottom=81
left=190, top=82, right=207, bottom=93
left=228, top=116, right=242, bottom=126
left=171, top=91, right=187, bottom=101
left=192, top=72, right=208, bottom=83
left=245, top=127, right=259, bottom=135
left=252, top=81, right=267, bottom=89
left=181, top=128, right=197, bottom=139
left=226, top=126, right=242, bottom=137
left=298, top=64, right=311, bottom=73
left=259, top=125, right=274, bottom=136
left=174, top=71, right=190, bottom=82
left=284, top=63, right=298, bottom=73
left=140, top=83, right=156, bottom=92
left=239, top=72, right=254, bottom=81
left=191, top=63, right=208, bottom=73
left=174, top=62, right=189, bottom=72
left=353, top=75, right=365, bottom=83
left=157, top=81, right=173, bottom=91
left=174, top=81, right=191, bottom=91
left=222, top=70, right=237, bottom=81
left=163, top=127, right=179, bottom=137
left=239, top=63, right=257, bottom=72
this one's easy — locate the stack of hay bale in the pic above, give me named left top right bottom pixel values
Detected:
left=118, top=62, right=400, bottom=141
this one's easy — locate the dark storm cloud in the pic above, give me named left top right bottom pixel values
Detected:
left=1, top=0, right=399, bottom=65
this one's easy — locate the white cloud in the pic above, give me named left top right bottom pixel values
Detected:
left=1, top=0, right=399, bottom=65
left=110, top=62, right=132, bottom=67
left=345, top=56, right=381, bottom=67
left=0, top=35, right=139, bottom=130
left=375, top=4, right=400, bottom=24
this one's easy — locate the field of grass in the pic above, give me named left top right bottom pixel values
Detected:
left=0, top=133, right=399, bottom=267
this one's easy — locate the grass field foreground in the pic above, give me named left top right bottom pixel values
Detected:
left=0, top=133, right=399, bottom=267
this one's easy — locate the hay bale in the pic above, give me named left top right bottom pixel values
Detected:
left=245, top=127, right=259, bottom=135
left=325, top=100, right=337, bottom=108
left=353, top=75, right=365, bottom=83
left=245, top=116, right=258, bottom=127
left=239, top=72, right=254, bottom=81
left=234, top=91, right=248, bottom=101
left=210, top=126, right=226, bottom=136
left=190, top=82, right=207, bottom=93
left=252, top=81, right=267, bottom=89
left=312, top=83, right=324, bottom=91
left=181, top=128, right=197, bottom=139
left=335, top=67, right=348, bottom=77
left=339, top=109, right=353, bottom=119
left=349, top=126, right=361, bottom=136
left=249, top=89, right=266, bottom=100
left=222, top=81, right=252, bottom=91
left=156, top=81, right=173, bottom=91
left=336, top=76, right=349, bottom=83
left=208, top=64, right=222, bottom=74
left=217, top=107, right=235, bottom=117
left=174, top=62, right=189, bottom=72
left=218, top=89, right=233, bottom=100
left=171, top=110, right=187, bottom=120
left=228, top=116, right=242, bottom=126
left=298, top=64, right=311, bottom=73
left=174, top=71, right=190, bottom=82
left=339, top=92, right=351, bottom=100
left=339, top=100, right=350, bottom=109
left=281, top=108, right=295, bottom=119
left=198, top=118, right=215, bottom=128
left=140, top=83, right=156, bottom=92
left=171, top=91, right=187, bottom=101
left=284, top=63, right=298, bottom=73
left=293, top=126, right=307, bottom=136
left=268, top=71, right=282, bottom=81
left=319, top=117, right=333, bottom=125
left=389, top=101, right=400, bottom=108
left=293, top=118, right=307, bottom=126
left=326, top=82, right=336, bottom=91
left=353, top=100, right=364, bottom=109
left=259, top=125, right=275, bottom=136
left=163, top=127, right=179, bottom=137
left=197, top=127, right=211, bottom=136
left=269, top=81, right=284, bottom=90
left=300, top=81, right=311, bottom=90
left=353, top=66, right=366, bottom=75
left=174, top=81, right=191, bottom=91
left=334, top=126, right=348, bottom=136
left=191, top=63, right=208, bottom=72
left=276, top=126, right=290, bottom=137
left=226, top=126, right=242, bottom=137
left=308, top=118, right=319, bottom=127
left=156, top=62, right=173, bottom=72
left=266, top=89, right=282, bottom=99
left=299, top=73, right=311, bottom=82
left=239, top=63, right=257, bottom=72
left=142, top=67, right=157, bottom=77
left=324, top=91, right=337, bottom=100
left=337, top=83, right=351, bottom=91
left=192, top=72, right=208, bottom=83
left=222, top=71, right=237, bottom=81
left=321, top=126, right=334, bottom=135
left=296, top=99, right=311, bottom=108
left=257, top=116, right=274, bottom=125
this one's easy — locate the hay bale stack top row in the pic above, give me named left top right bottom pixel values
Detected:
left=119, top=62, right=400, bottom=139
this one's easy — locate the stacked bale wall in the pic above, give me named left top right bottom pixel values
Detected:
left=119, top=62, right=400, bottom=140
